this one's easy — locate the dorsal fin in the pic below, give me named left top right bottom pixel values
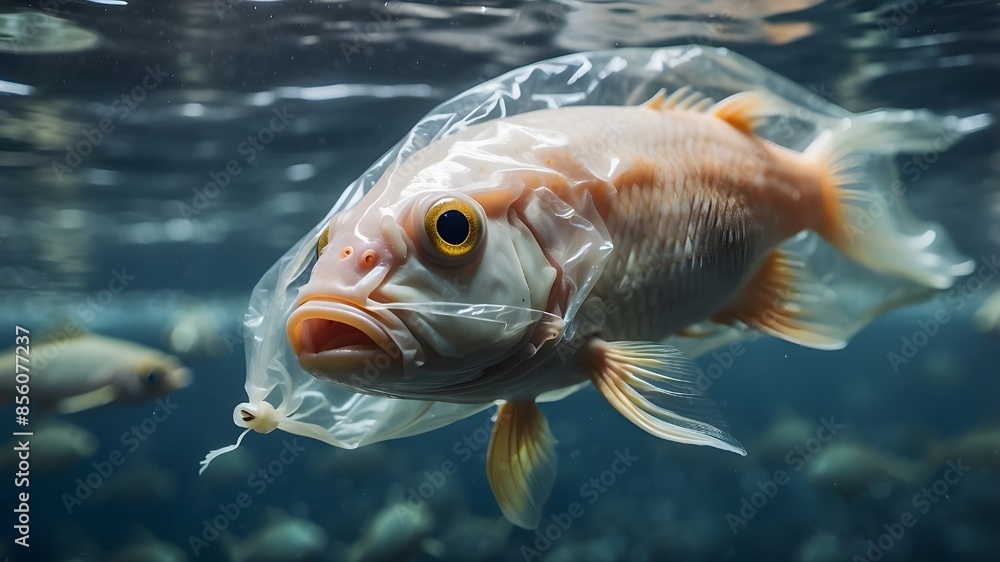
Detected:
left=711, top=91, right=782, bottom=135
left=643, top=89, right=785, bottom=136
left=38, top=319, right=90, bottom=346
left=641, top=87, right=715, bottom=112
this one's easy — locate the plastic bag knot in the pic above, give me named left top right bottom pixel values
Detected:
left=234, top=400, right=280, bottom=434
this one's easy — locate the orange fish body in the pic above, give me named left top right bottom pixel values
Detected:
left=202, top=49, right=986, bottom=531
left=277, top=81, right=975, bottom=530
left=283, top=84, right=977, bottom=528
left=191, top=49, right=983, bottom=529
left=516, top=99, right=827, bottom=345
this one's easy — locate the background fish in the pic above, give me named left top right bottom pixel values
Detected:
left=0, top=332, right=192, bottom=414
left=162, top=301, right=228, bottom=362
left=70, top=526, right=190, bottom=562
left=974, top=287, right=1000, bottom=335
left=220, top=507, right=328, bottom=562
left=345, top=500, right=444, bottom=562
left=0, top=417, right=97, bottom=472
left=804, top=436, right=932, bottom=497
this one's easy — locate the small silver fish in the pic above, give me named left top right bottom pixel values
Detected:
left=221, top=508, right=328, bottom=562
left=0, top=418, right=97, bottom=472
left=0, top=332, right=191, bottom=413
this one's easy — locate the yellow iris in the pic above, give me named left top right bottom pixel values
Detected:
left=316, top=227, right=330, bottom=259
left=424, top=197, right=481, bottom=258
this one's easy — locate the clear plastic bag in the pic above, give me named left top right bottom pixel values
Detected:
left=201, top=45, right=976, bottom=472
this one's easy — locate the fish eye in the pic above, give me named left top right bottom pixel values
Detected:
left=143, top=368, right=164, bottom=386
left=423, top=197, right=483, bottom=260
left=316, top=227, right=330, bottom=259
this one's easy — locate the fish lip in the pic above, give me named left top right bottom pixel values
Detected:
left=287, top=297, right=400, bottom=365
left=171, top=367, right=193, bottom=389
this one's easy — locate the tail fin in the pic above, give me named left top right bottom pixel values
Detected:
left=810, top=110, right=989, bottom=288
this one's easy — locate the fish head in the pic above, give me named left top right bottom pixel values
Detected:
left=287, top=176, right=561, bottom=400
left=116, top=353, right=192, bottom=401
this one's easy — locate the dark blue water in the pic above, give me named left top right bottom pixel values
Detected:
left=1, top=1, right=998, bottom=561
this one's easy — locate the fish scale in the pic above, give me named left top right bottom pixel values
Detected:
left=584, top=138, right=765, bottom=343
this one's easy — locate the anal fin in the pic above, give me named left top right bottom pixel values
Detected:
left=586, top=340, right=745, bottom=454
left=711, top=248, right=848, bottom=349
left=486, top=402, right=557, bottom=530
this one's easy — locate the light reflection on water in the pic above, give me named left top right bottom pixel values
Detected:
left=0, top=1, right=996, bottom=297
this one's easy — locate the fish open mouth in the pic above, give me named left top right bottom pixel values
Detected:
left=287, top=298, right=399, bottom=363
left=298, top=319, right=374, bottom=353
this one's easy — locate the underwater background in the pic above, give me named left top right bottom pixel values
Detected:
left=1, top=0, right=999, bottom=561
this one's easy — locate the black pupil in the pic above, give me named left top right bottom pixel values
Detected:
left=437, top=210, right=470, bottom=246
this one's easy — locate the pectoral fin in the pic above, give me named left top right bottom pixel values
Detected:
left=486, top=401, right=557, bottom=530
left=586, top=339, right=745, bottom=455
left=57, top=385, right=118, bottom=414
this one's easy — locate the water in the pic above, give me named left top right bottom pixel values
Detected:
left=1, top=1, right=999, bottom=561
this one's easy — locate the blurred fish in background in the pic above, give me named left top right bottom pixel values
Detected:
left=945, top=423, right=1000, bottom=472
left=1, top=417, right=97, bottom=472
left=162, top=295, right=230, bottom=362
left=439, top=511, right=512, bottom=562
left=66, top=526, right=189, bottom=562
left=343, top=499, right=443, bottom=562
left=221, top=507, right=329, bottom=562
left=804, top=435, right=933, bottom=498
left=973, top=287, right=1000, bottom=336
left=0, top=331, right=191, bottom=413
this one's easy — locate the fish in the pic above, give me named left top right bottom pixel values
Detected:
left=220, top=508, right=328, bottom=562
left=107, top=533, right=189, bottom=562
left=346, top=500, right=444, bottom=562
left=0, top=331, right=192, bottom=414
left=804, top=437, right=932, bottom=497
left=749, top=408, right=822, bottom=463
left=944, top=425, right=1000, bottom=470
left=218, top=48, right=985, bottom=530
left=0, top=418, right=97, bottom=472
left=973, top=287, right=1000, bottom=335
left=163, top=300, right=228, bottom=361
left=793, top=531, right=846, bottom=562
left=439, top=512, right=512, bottom=562
left=76, top=526, right=189, bottom=562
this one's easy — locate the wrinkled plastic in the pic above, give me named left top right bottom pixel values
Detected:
left=201, top=45, right=956, bottom=470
